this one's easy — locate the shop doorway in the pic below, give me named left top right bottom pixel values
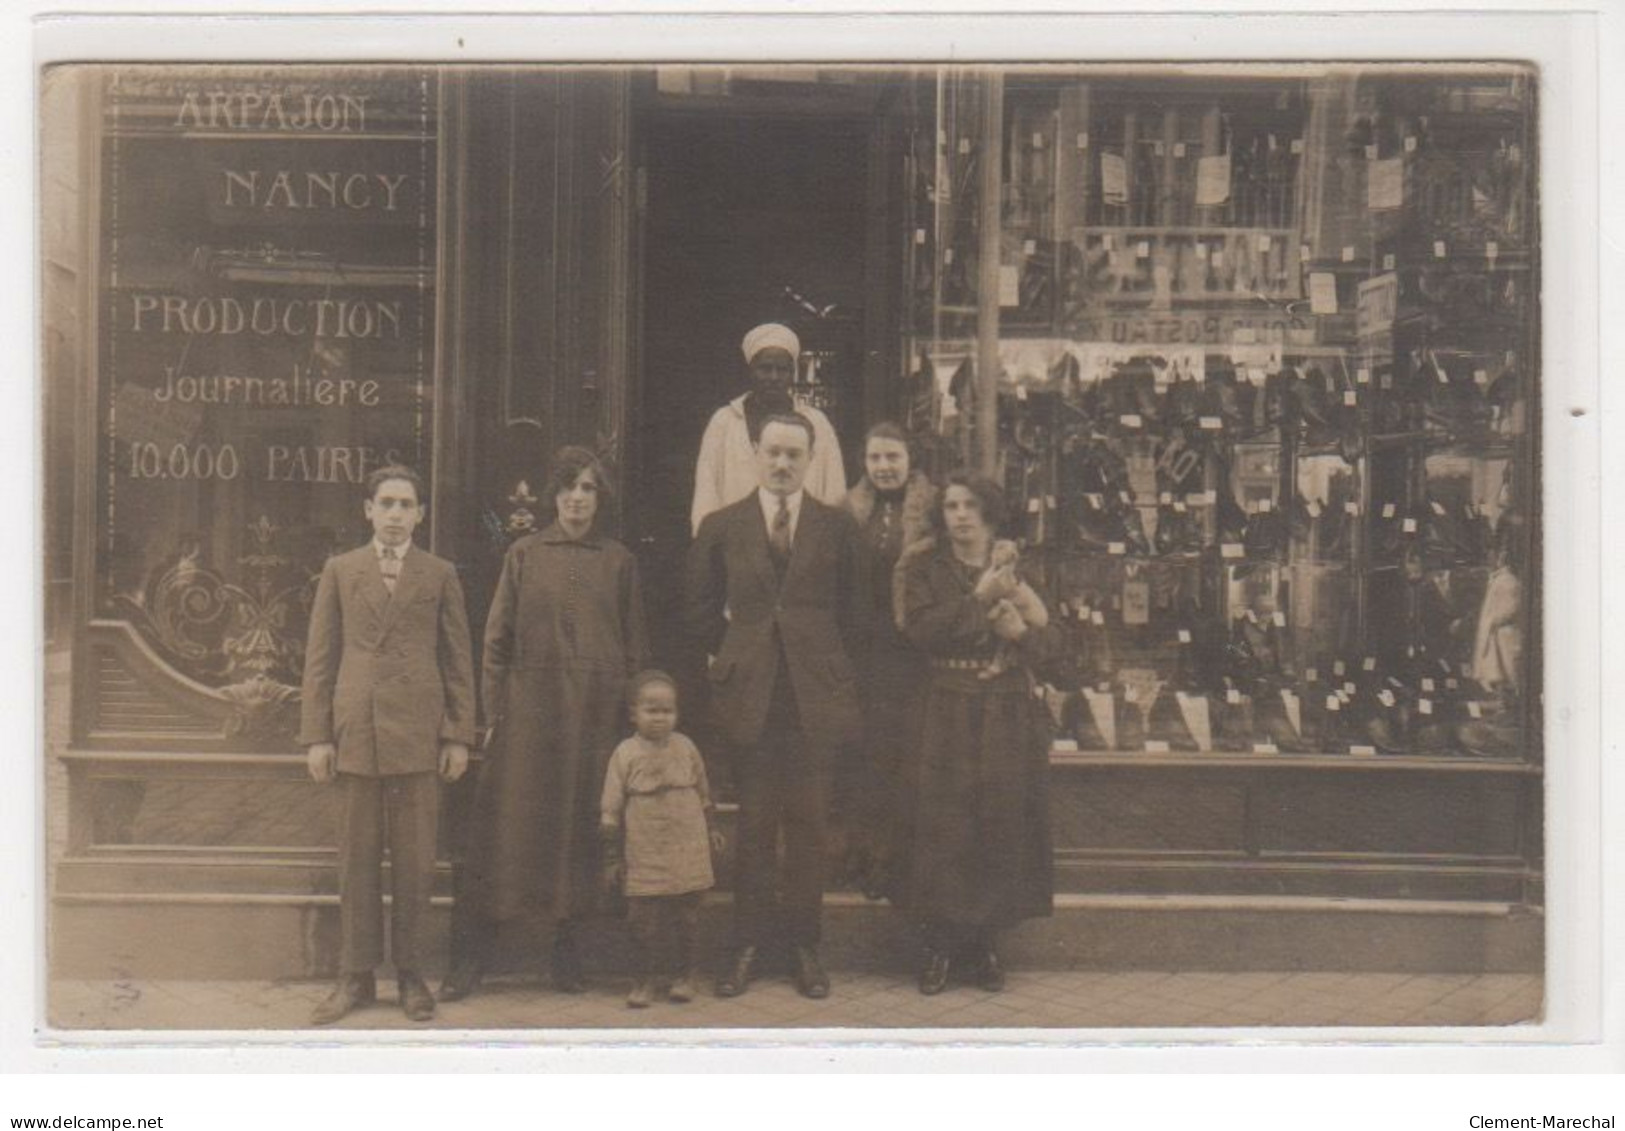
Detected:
left=631, top=107, right=879, bottom=679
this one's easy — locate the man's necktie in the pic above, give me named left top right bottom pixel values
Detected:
left=380, top=546, right=401, bottom=595
left=770, top=497, right=792, bottom=571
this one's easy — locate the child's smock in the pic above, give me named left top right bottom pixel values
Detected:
left=600, top=732, right=715, bottom=897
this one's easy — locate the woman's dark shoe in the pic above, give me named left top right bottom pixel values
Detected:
left=974, top=946, right=1007, bottom=992
left=918, top=950, right=951, bottom=996
left=793, top=945, right=831, bottom=1000
left=552, top=929, right=586, bottom=994
left=437, top=959, right=483, bottom=1002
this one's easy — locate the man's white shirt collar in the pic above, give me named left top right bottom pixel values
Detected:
left=372, top=539, right=412, bottom=561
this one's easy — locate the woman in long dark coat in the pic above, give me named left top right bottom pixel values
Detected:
left=899, top=472, right=1057, bottom=994
left=441, top=447, right=648, bottom=999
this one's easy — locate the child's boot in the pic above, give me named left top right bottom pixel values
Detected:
left=626, top=978, right=656, bottom=1009
left=668, top=971, right=698, bottom=1003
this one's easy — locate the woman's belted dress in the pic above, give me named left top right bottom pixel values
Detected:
left=898, top=545, right=1056, bottom=931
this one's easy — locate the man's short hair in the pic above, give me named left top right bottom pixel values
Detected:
left=365, top=463, right=426, bottom=505
left=755, top=412, right=816, bottom=451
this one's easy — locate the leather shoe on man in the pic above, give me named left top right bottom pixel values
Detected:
left=398, top=971, right=437, bottom=1022
left=310, top=972, right=375, bottom=1026
left=793, top=945, right=830, bottom=1000
left=715, top=947, right=757, bottom=998
left=437, top=959, right=483, bottom=1002
left=918, top=949, right=951, bottom=996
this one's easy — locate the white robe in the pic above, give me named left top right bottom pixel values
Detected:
left=690, top=393, right=847, bottom=533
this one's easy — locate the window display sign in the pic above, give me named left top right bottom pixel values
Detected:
left=1357, top=272, right=1399, bottom=339
left=1067, top=227, right=1301, bottom=305
left=94, top=67, right=438, bottom=732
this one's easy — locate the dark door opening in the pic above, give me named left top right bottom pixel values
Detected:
left=632, top=110, right=872, bottom=685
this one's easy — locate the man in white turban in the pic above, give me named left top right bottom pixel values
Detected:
left=690, top=322, right=847, bottom=533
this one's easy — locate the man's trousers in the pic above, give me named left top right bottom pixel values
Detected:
left=337, top=771, right=440, bottom=974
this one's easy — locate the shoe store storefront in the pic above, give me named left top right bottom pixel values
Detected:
left=43, top=64, right=1541, bottom=979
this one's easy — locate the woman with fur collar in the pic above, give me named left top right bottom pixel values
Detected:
left=837, top=423, right=936, bottom=899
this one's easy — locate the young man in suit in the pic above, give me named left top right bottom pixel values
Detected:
left=299, top=465, right=477, bottom=1025
left=685, top=413, right=869, bottom=999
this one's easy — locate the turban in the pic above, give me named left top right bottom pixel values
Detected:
left=741, top=322, right=801, bottom=364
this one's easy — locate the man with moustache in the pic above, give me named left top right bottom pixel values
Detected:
left=690, top=322, right=847, bottom=533
left=685, top=413, right=868, bottom=998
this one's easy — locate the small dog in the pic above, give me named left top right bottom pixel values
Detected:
left=980, top=540, right=1049, bottom=679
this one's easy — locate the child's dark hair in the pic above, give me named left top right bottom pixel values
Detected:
left=627, top=668, right=679, bottom=707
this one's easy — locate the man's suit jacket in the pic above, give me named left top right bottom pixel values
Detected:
left=685, top=492, right=869, bottom=753
left=298, top=544, right=477, bottom=777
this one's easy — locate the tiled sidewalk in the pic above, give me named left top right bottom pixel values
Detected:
left=47, top=969, right=1542, bottom=1033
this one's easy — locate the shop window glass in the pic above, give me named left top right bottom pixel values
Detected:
left=900, top=67, right=1537, bottom=761
left=92, top=68, right=439, bottom=739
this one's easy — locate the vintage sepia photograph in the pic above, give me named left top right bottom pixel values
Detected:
left=38, top=60, right=1545, bottom=1033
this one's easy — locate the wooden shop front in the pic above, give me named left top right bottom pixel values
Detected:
left=43, top=64, right=1542, bottom=979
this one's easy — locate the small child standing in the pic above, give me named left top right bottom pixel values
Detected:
left=600, top=670, right=722, bottom=1008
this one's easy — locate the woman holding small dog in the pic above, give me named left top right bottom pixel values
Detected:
left=898, top=472, right=1059, bottom=995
